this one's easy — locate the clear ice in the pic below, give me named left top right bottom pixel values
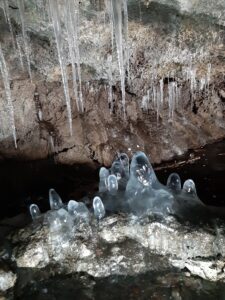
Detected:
left=93, top=196, right=105, bottom=220
left=167, top=173, right=182, bottom=192
left=48, top=0, right=73, bottom=135
left=49, top=188, right=63, bottom=210
left=68, top=200, right=89, bottom=223
left=29, top=204, right=41, bottom=220
left=99, top=167, right=110, bottom=193
left=17, top=0, right=32, bottom=80
left=0, top=44, right=17, bottom=148
left=107, top=174, right=118, bottom=195
left=110, top=0, right=127, bottom=117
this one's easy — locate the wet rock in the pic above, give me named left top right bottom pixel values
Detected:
left=0, top=1, right=225, bottom=164
left=0, top=268, right=16, bottom=292
left=1, top=214, right=225, bottom=288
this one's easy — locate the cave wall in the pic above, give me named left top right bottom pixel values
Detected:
left=0, top=0, right=225, bottom=166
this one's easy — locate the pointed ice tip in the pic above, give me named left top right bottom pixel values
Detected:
left=49, top=188, right=63, bottom=210
left=107, top=174, right=118, bottom=195
left=99, top=167, right=109, bottom=179
left=67, top=200, right=79, bottom=216
left=93, top=196, right=105, bottom=220
left=29, top=204, right=41, bottom=221
left=183, top=179, right=197, bottom=196
left=167, top=173, right=181, bottom=191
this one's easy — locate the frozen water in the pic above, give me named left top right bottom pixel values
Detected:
left=48, top=0, right=73, bottom=135
left=47, top=208, right=73, bottom=247
left=17, top=0, right=32, bottom=80
left=30, top=151, right=205, bottom=230
left=107, top=174, right=118, bottom=195
left=67, top=200, right=78, bottom=218
left=69, top=201, right=90, bottom=223
left=49, top=188, right=63, bottom=210
left=0, top=45, right=17, bottom=148
left=182, top=179, right=197, bottom=196
left=93, top=196, right=105, bottom=220
left=99, top=167, right=110, bottom=193
left=111, top=0, right=127, bottom=117
left=29, top=204, right=41, bottom=220
left=167, top=173, right=182, bottom=192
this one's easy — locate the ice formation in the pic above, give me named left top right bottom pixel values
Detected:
left=29, top=204, right=41, bottom=221
left=49, top=188, right=63, bottom=210
left=0, top=44, right=17, bottom=148
left=93, top=196, right=105, bottom=220
left=0, top=1, right=215, bottom=140
left=30, top=151, right=205, bottom=242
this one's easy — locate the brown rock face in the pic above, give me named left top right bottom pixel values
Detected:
left=0, top=0, right=225, bottom=166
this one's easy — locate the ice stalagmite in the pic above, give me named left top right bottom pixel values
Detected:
left=30, top=204, right=41, bottom=220
left=167, top=173, right=181, bottom=192
left=93, top=196, right=105, bottom=220
left=17, top=0, right=32, bottom=80
left=111, top=0, right=127, bottom=117
left=49, top=188, right=63, bottom=210
left=0, top=45, right=17, bottom=148
left=48, top=0, right=73, bottom=135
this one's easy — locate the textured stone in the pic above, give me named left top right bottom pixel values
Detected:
left=1, top=214, right=224, bottom=285
left=0, top=0, right=225, bottom=164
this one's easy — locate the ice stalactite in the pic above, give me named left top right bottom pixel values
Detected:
left=110, top=0, right=128, bottom=118
left=15, top=36, right=24, bottom=69
left=64, top=0, right=83, bottom=113
left=0, top=45, right=17, bottom=148
left=2, top=0, right=16, bottom=52
left=160, top=78, right=164, bottom=106
left=48, top=0, right=73, bottom=135
left=17, top=0, right=32, bottom=80
left=107, top=54, right=113, bottom=112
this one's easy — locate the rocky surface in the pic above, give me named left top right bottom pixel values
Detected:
left=0, top=0, right=225, bottom=165
left=1, top=213, right=225, bottom=297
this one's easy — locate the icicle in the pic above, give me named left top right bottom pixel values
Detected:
left=107, top=54, right=113, bottom=112
left=0, top=45, right=17, bottom=148
left=64, top=0, right=83, bottom=112
left=160, top=78, right=164, bottom=106
left=48, top=0, right=73, bottom=135
left=105, top=0, right=114, bottom=50
left=17, top=0, right=32, bottom=80
left=123, top=0, right=130, bottom=85
left=207, top=63, right=211, bottom=100
left=3, top=0, right=16, bottom=52
left=0, top=1, right=7, bottom=21
left=15, top=36, right=24, bottom=69
left=111, top=0, right=126, bottom=118
left=168, top=82, right=176, bottom=120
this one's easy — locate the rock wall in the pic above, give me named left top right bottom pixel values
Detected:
left=0, top=0, right=225, bottom=165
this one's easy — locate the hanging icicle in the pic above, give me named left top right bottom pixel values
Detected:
left=0, top=45, right=17, bottom=148
left=64, top=0, right=83, bottom=113
left=17, top=0, right=32, bottom=80
left=48, top=0, right=73, bottom=135
left=110, top=0, right=128, bottom=118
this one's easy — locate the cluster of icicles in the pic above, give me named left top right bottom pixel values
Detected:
left=0, top=0, right=129, bottom=144
left=30, top=151, right=204, bottom=238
